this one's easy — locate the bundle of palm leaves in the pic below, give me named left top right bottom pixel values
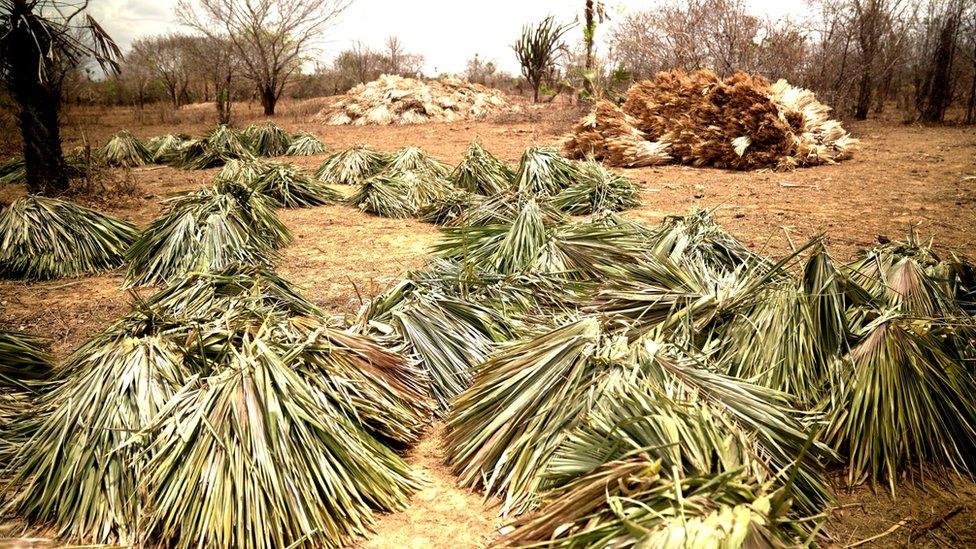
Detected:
left=451, top=143, right=514, bottom=195
left=550, top=160, right=641, bottom=215
left=4, top=268, right=429, bottom=547
left=417, top=189, right=483, bottom=225
left=252, top=162, right=343, bottom=207
left=286, top=131, right=328, bottom=156
left=243, top=122, right=292, bottom=157
left=215, top=157, right=272, bottom=185
left=403, top=170, right=455, bottom=209
left=0, top=330, right=50, bottom=427
left=386, top=146, right=451, bottom=178
left=0, top=196, right=137, bottom=280
left=514, top=146, right=580, bottom=196
left=102, top=130, right=152, bottom=168
left=146, top=134, right=190, bottom=164
left=174, top=126, right=253, bottom=169
left=124, top=181, right=291, bottom=286
left=315, top=145, right=388, bottom=185
left=347, top=173, right=416, bottom=218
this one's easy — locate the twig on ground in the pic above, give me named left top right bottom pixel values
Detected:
left=845, top=516, right=913, bottom=548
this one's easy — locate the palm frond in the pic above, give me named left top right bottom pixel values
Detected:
left=252, top=162, right=343, bottom=207
left=242, top=122, right=292, bottom=157
left=417, top=190, right=483, bottom=225
left=145, top=134, right=189, bottom=164
left=0, top=156, right=25, bottom=185
left=451, top=143, right=514, bottom=195
left=386, top=146, right=452, bottom=178
left=102, top=130, right=152, bottom=167
left=315, top=145, right=388, bottom=185
left=215, top=157, right=272, bottom=185
left=347, top=173, right=416, bottom=218
left=124, top=181, right=291, bottom=286
left=174, top=126, right=253, bottom=169
left=0, top=196, right=137, bottom=280
left=514, top=147, right=580, bottom=196
left=0, top=331, right=51, bottom=387
left=286, top=132, right=328, bottom=156
left=549, top=160, right=640, bottom=215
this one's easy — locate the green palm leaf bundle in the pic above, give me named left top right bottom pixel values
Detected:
left=403, top=170, right=455, bottom=209
left=513, top=146, right=580, bottom=197
left=386, top=146, right=452, bottom=178
left=0, top=331, right=51, bottom=387
left=0, top=156, right=25, bottom=185
left=175, top=125, right=253, bottom=169
left=286, top=131, right=328, bottom=156
left=4, top=268, right=429, bottom=547
left=124, top=181, right=291, bottom=286
left=315, top=145, right=388, bottom=185
left=146, top=134, right=190, bottom=164
left=549, top=160, right=640, bottom=215
left=451, top=142, right=514, bottom=195
left=649, top=209, right=773, bottom=278
left=252, top=162, right=343, bottom=208
left=347, top=173, right=416, bottom=218
left=445, top=318, right=625, bottom=513
left=822, top=312, right=976, bottom=494
left=215, top=157, right=272, bottom=185
left=243, top=122, right=292, bottom=157
left=434, top=199, right=643, bottom=279
left=0, top=196, right=137, bottom=280
left=500, top=459, right=800, bottom=548
left=444, top=190, right=564, bottom=227
left=356, top=279, right=521, bottom=412
left=102, top=130, right=152, bottom=167
left=417, top=189, right=483, bottom=225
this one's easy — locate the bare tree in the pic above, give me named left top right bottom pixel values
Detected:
left=131, top=34, right=193, bottom=108
left=184, top=34, right=239, bottom=124
left=918, top=0, right=968, bottom=121
left=177, top=0, right=352, bottom=116
left=381, top=35, right=424, bottom=76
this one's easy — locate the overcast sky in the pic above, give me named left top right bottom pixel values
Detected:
left=88, top=0, right=812, bottom=76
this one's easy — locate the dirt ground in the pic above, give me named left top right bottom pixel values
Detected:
left=1, top=100, right=975, bottom=547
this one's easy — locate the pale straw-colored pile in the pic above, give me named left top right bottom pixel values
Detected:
left=318, top=74, right=509, bottom=126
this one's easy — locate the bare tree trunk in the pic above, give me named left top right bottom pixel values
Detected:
left=854, top=68, right=873, bottom=119
left=966, top=49, right=976, bottom=124
left=921, top=8, right=961, bottom=123
left=216, top=73, right=232, bottom=125
left=260, top=85, right=277, bottom=116
left=583, top=0, right=595, bottom=96
left=10, top=0, right=69, bottom=196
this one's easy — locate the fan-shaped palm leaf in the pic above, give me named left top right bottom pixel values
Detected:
left=451, top=143, right=514, bottom=196
left=315, top=145, right=388, bottom=186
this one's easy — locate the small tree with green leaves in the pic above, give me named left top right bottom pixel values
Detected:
left=513, top=15, right=574, bottom=103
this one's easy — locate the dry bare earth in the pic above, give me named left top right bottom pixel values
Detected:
left=0, top=102, right=974, bottom=547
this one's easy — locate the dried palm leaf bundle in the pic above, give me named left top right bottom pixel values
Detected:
left=102, top=130, right=152, bottom=167
left=174, top=125, right=253, bottom=169
left=444, top=318, right=619, bottom=513
left=514, top=147, right=580, bottom=196
left=315, top=144, right=389, bottom=185
left=417, top=189, right=483, bottom=225
left=286, top=131, right=327, bottom=156
left=403, top=170, right=455, bottom=210
left=355, top=277, right=521, bottom=412
left=242, top=122, right=292, bottom=157
left=4, top=268, right=428, bottom=547
left=0, top=331, right=51, bottom=388
left=386, top=146, right=452, bottom=178
left=648, top=208, right=773, bottom=278
left=451, top=143, right=514, bottom=195
left=252, top=161, right=343, bottom=207
left=347, top=173, right=416, bottom=218
left=316, top=74, right=510, bottom=126
left=0, top=156, right=25, bottom=185
left=500, top=459, right=802, bottom=548
left=0, top=196, right=137, bottom=280
left=564, top=69, right=855, bottom=170
left=215, top=157, right=272, bottom=185
left=561, top=100, right=671, bottom=168
left=549, top=160, right=640, bottom=215
left=124, top=181, right=290, bottom=286
left=822, top=312, right=976, bottom=494
left=146, top=134, right=190, bottom=163
left=445, top=190, right=563, bottom=227
left=717, top=243, right=848, bottom=405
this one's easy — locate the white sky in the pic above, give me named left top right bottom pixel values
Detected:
left=88, top=0, right=812, bottom=76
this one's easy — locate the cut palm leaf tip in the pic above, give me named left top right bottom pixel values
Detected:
left=3, top=265, right=430, bottom=548
left=0, top=195, right=137, bottom=280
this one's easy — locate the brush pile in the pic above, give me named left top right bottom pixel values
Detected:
left=563, top=69, right=857, bottom=170
left=317, top=74, right=509, bottom=126
left=0, top=196, right=137, bottom=280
